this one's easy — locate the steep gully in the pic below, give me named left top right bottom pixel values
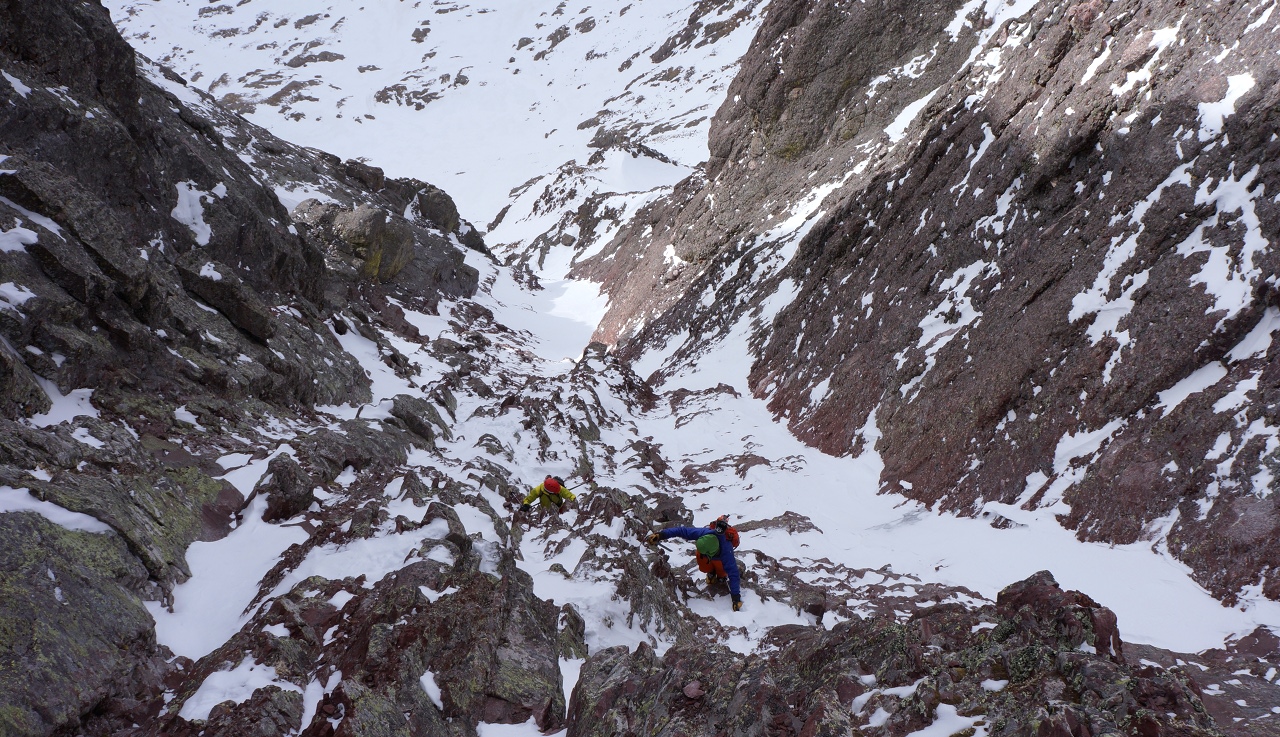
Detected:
left=0, top=0, right=1277, bottom=736
left=571, top=0, right=1280, bottom=612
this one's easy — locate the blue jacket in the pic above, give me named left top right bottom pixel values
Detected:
left=659, top=526, right=740, bottom=598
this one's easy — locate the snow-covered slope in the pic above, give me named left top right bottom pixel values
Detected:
left=137, top=247, right=1280, bottom=735
left=105, top=0, right=768, bottom=256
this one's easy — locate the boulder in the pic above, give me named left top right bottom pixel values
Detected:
left=390, top=393, right=451, bottom=445
left=341, top=159, right=386, bottom=192
left=204, top=685, right=303, bottom=737
left=334, top=205, right=415, bottom=282
left=0, top=342, right=51, bottom=418
left=254, top=454, right=316, bottom=524
left=413, top=184, right=462, bottom=234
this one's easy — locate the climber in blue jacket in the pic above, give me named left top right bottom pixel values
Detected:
left=646, top=517, right=742, bottom=611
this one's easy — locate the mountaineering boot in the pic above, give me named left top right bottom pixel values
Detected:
left=706, top=573, right=718, bottom=586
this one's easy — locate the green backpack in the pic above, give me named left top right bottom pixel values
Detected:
left=695, top=534, right=720, bottom=557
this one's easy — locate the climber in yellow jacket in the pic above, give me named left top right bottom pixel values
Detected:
left=520, top=475, right=576, bottom=513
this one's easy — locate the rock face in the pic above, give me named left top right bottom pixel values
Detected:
left=0, top=513, right=166, bottom=733
left=579, top=0, right=1280, bottom=604
left=568, top=571, right=1215, bottom=737
left=0, top=0, right=482, bottom=733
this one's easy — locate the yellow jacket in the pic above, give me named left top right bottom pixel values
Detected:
left=522, top=482, right=576, bottom=508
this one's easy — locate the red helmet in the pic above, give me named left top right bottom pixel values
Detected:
left=544, top=476, right=562, bottom=493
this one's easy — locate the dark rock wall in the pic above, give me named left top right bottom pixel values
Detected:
left=583, top=0, right=1280, bottom=604
left=0, top=0, right=483, bottom=733
left=575, top=0, right=979, bottom=344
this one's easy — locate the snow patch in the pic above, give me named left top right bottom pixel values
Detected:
left=419, top=670, right=444, bottom=710
left=0, top=282, right=37, bottom=309
left=30, top=377, right=99, bottom=428
left=1177, top=165, right=1271, bottom=328
left=171, top=181, right=224, bottom=246
left=199, top=262, right=223, bottom=281
left=885, top=88, right=940, bottom=143
left=0, top=224, right=38, bottom=253
left=2, top=69, right=32, bottom=97
left=904, top=704, right=988, bottom=737
left=0, top=486, right=113, bottom=534
left=1198, top=74, right=1255, bottom=141
left=179, top=658, right=301, bottom=721
left=1156, top=363, right=1228, bottom=416
left=174, top=405, right=207, bottom=432
left=1227, top=307, right=1280, bottom=361
left=0, top=195, right=66, bottom=248
left=1080, top=40, right=1112, bottom=86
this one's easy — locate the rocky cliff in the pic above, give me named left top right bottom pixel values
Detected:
left=0, top=0, right=485, bottom=732
left=578, top=0, right=1280, bottom=606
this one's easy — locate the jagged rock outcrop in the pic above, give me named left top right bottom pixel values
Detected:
left=147, top=471, right=577, bottom=737
left=568, top=571, right=1216, bottom=737
left=252, top=454, right=317, bottom=523
left=582, top=0, right=1280, bottom=604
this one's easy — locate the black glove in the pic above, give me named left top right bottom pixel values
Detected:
left=645, top=532, right=661, bottom=546
left=519, top=503, right=530, bottom=513
left=732, top=595, right=743, bottom=612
